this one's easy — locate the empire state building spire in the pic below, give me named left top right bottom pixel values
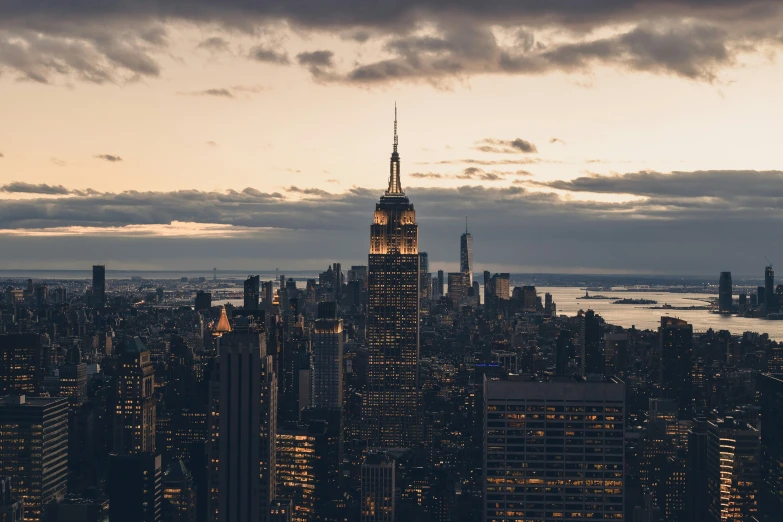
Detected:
left=387, top=104, right=403, bottom=195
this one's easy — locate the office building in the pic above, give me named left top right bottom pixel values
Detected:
left=0, top=333, right=43, bottom=395
left=244, top=275, right=260, bottom=311
left=0, top=395, right=69, bottom=522
left=579, top=310, right=603, bottom=376
left=447, top=272, right=470, bottom=306
left=275, top=419, right=341, bottom=522
left=483, top=375, right=625, bottom=522
left=437, top=270, right=444, bottom=298
left=92, top=265, right=105, bottom=308
left=758, top=373, right=783, bottom=517
left=208, top=320, right=277, bottom=522
left=360, top=452, right=395, bottom=522
left=162, top=459, right=197, bottom=522
left=766, top=265, right=776, bottom=313
left=107, top=452, right=162, bottom=522
left=659, top=317, right=693, bottom=417
left=58, top=361, right=87, bottom=407
left=485, top=273, right=510, bottom=303
left=705, top=418, right=760, bottom=522
left=0, top=477, right=23, bottom=522
left=43, top=495, right=109, bottom=522
left=113, top=337, right=156, bottom=454
left=270, top=499, right=293, bottom=522
left=195, top=291, right=212, bottom=312
left=604, top=332, right=628, bottom=376
left=312, top=302, right=343, bottom=410
left=363, top=108, right=420, bottom=448
left=719, top=272, right=733, bottom=312
left=460, top=218, right=473, bottom=285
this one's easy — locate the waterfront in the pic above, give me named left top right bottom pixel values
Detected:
left=540, top=287, right=783, bottom=340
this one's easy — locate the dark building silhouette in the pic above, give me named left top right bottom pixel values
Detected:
left=312, top=302, right=343, bottom=410
left=107, top=452, right=162, bottom=522
left=759, top=373, right=783, bottom=517
left=0, top=477, right=23, bottom=522
left=659, top=317, right=693, bottom=417
left=244, top=275, right=260, bottom=311
left=719, top=271, right=733, bottom=312
left=766, top=265, right=776, bottom=313
left=43, top=495, right=109, bottom=522
left=360, top=452, right=395, bottom=522
left=113, top=337, right=156, bottom=454
left=162, top=459, right=197, bottom=522
left=92, top=265, right=105, bottom=308
left=363, top=107, right=420, bottom=448
left=579, top=310, right=603, bottom=375
left=0, top=333, right=43, bottom=395
left=604, top=332, right=628, bottom=376
left=0, top=395, right=69, bottom=522
left=460, top=218, right=473, bottom=285
left=437, top=270, right=444, bottom=298
left=194, top=291, right=212, bottom=312
left=209, top=320, right=277, bottom=522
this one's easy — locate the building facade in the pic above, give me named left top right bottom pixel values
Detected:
left=483, top=375, right=626, bottom=522
left=0, top=395, right=69, bottom=522
left=209, top=322, right=277, bottom=522
left=363, top=109, right=421, bottom=448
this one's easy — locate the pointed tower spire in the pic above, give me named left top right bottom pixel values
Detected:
left=465, top=216, right=469, bottom=235
left=387, top=103, right=403, bottom=195
left=393, top=102, right=398, bottom=153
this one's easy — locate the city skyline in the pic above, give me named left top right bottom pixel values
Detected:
left=3, top=3, right=783, bottom=273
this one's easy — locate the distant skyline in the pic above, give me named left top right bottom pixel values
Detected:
left=2, top=1, right=783, bottom=273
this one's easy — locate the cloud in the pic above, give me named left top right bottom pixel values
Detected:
left=1, top=2, right=782, bottom=85
left=528, top=170, right=783, bottom=200
left=0, top=182, right=71, bottom=195
left=422, top=158, right=542, bottom=166
left=206, top=141, right=218, bottom=147
left=249, top=45, right=290, bottom=64
left=297, top=50, right=334, bottom=67
left=286, top=186, right=331, bottom=197
left=197, top=36, right=230, bottom=53
left=50, top=158, right=66, bottom=167
left=95, top=154, right=123, bottom=162
left=475, top=138, right=538, bottom=154
left=2, top=171, right=783, bottom=274
left=0, top=153, right=3, bottom=158
left=550, top=138, right=566, bottom=144
left=179, top=88, right=233, bottom=98
left=410, top=172, right=443, bottom=179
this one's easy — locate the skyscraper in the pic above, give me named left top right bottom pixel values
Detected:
left=705, top=418, right=760, bottom=522
left=579, top=310, right=603, bottom=375
left=92, top=264, right=106, bottom=308
left=719, top=271, right=733, bottom=312
left=107, top=452, right=163, bottom=522
left=113, top=337, right=156, bottom=454
left=208, top=320, right=277, bottom=522
left=766, top=265, right=776, bottom=313
left=483, top=375, right=625, bottom=521
left=659, top=317, right=693, bottom=417
left=363, top=107, right=420, bottom=448
left=312, top=302, right=343, bottom=410
left=244, top=275, right=260, bottom=311
left=758, top=373, right=783, bottom=516
left=0, top=333, right=43, bottom=395
left=0, top=395, right=69, bottom=522
left=437, top=270, right=444, bottom=298
left=460, top=218, right=473, bottom=285
left=360, top=452, right=395, bottom=522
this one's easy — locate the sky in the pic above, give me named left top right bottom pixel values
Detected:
left=2, top=1, right=783, bottom=274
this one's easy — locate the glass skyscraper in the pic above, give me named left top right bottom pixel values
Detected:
left=362, top=107, right=420, bottom=448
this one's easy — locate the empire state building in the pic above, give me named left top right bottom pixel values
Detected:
left=362, top=107, right=421, bottom=448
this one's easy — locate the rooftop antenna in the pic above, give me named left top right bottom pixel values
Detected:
left=393, top=102, right=398, bottom=153
left=465, top=216, right=468, bottom=235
